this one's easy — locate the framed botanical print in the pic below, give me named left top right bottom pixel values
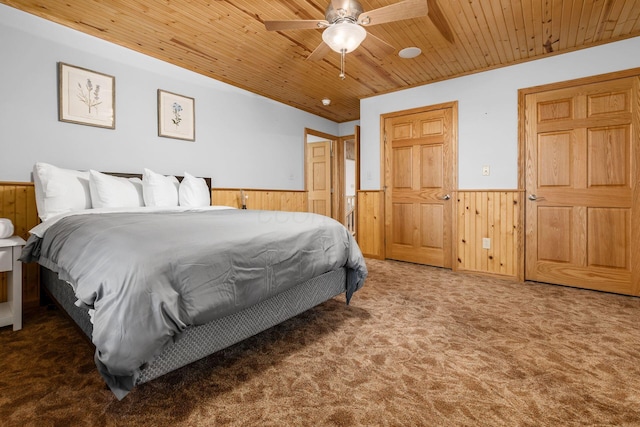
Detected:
left=157, top=89, right=195, bottom=141
left=58, top=62, right=115, bottom=129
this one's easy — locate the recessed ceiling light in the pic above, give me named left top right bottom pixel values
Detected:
left=398, top=47, right=422, bottom=59
left=322, top=98, right=331, bottom=106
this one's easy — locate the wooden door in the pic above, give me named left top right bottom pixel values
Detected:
left=307, top=141, right=332, bottom=216
left=525, top=76, right=640, bottom=295
left=384, top=105, right=456, bottom=268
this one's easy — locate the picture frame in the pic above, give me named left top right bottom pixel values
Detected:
left=58, top=62, right=115, bottom=129
left=157, top=89, right=195, bottom=141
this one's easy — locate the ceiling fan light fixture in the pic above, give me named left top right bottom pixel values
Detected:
left=322, top=21, right=367, bottom=53
left=398, top=47, right=422, bottom=59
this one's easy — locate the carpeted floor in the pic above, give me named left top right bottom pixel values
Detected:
left=2, top=259, right=640, bottom=426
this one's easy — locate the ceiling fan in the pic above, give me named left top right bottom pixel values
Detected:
left=264, top=0, right=454, bottom=79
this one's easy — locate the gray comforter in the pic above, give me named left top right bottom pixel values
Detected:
left=20, top=209, right=367, bottom=398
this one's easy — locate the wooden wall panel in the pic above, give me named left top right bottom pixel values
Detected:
left=1, top=184, right=308, bottom=308
left=211, top=188, right=307, bottom=212
left=357, top=191, right=384, bottom=259
left=357, top=189, right=521, bottom=275
left=0, top=182, right=40, bottom=307
left=456, top=191, right=522, bottom=279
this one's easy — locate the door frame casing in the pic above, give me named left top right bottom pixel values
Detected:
left=517, top=66, right=640, bottom=284
left=335, top=132, right=360, bottom=236
left=380, top=101, right=459, bottom=267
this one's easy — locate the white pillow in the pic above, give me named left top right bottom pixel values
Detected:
left=142, top=168, right=179, bottom=207
left=179, top=172, right=210, bottom=207
left=33, top=162, right=92, bottom=221
left=89, top=170, right=144, bottom=208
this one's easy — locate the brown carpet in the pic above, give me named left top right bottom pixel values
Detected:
left=2, top=259, right=640, bottom=426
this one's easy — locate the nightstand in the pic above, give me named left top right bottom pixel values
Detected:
left=0, top=236, right=26, bottom=331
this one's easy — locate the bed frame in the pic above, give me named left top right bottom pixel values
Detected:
left=42, top=266, right=347, bottom=385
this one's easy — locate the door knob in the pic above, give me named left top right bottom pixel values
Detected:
left=528, top=194, right=537, bottom=201
left=441, top=194, right=451, bottom=200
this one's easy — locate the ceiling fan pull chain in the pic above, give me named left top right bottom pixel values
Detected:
left=339, top=49, right=346, bottom=80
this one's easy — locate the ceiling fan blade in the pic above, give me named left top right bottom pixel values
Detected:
left=360, top=33, right=396, bottom=58
left=306, top=41, right=332, bottom=61
left=264, top=20, right=328, bottom=31
left=427, top=0, right=454, bottom=43
left=358, top=0, right=429, bottom=26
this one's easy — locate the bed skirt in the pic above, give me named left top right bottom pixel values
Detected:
left=41, top=266, right=347, bottom=385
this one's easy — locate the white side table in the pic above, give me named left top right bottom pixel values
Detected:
left=0, top=236, right=26, bottom=331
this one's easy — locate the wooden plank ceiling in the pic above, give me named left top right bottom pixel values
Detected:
left=2, top=0, right=640, bottom=122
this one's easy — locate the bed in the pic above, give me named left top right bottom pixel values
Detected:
left=20, top=163, right=368, bottom=399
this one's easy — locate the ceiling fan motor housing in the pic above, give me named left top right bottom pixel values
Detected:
left=325, top=0, right=364, bottom=24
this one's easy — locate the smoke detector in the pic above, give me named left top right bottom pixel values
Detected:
left=398, top=47, right=422, bottom=59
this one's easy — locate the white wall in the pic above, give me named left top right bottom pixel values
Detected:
left=360, top=36, right=640, bottom=190
left=0, top=4, right=338, bottom=189
left=338, top=120, right=360, bottom=137
left=5, top=4, right=639, bottom=192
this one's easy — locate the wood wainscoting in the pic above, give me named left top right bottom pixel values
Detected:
left=213, top=188, right=523, bottom=279
left=456, top=190, right=523, bottom=280
left=356, top=189, right=522, bottom=279
left=1, top=183, right=523, bottom=308
left=211, top=188, right=307, bottom=212
left=0, top=182, right=40, bottom=307
left=1, top=184, right=308, bottom=309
